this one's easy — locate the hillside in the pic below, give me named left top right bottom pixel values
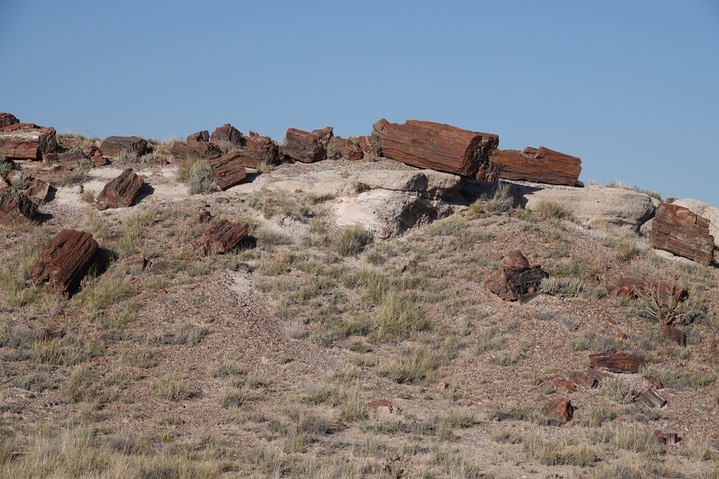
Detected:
left=1, top=117, right=719, bottom=479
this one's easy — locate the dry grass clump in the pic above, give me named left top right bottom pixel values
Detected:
left=377, top=346, right=443, bottom=384
left=468, top=183, right=514, bottom=216
left=605, top=181, right=662, bottom=201
left=177, top=159, right=215, bottom=194
left=152, top=375, right=192, bottom=401
left=335, top=225, right=373, bottom=256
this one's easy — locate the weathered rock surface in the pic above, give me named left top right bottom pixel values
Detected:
left=195, top=220, right=248, bottom=255
left=543, top=398, right=574, bottom=422
left=650, top=203, right=714, bottom=265
left=0, top=191, right=38, bottom=223
left=282, top=127, right=333, bottom=163
left=327, top=136, right=363, bottom=161
left=169, top=140, right=222, bottom=160
left=231, top=132, right=280, bottom=168
left=589, top=352, right=646, bottom=373
left=334, top=190, right=452, bottom=239
left=31, top=229, right=99, bottom=297
left=96, top=168, right=145, bottom=210
left=372, top=119, right=499, bottom=176
left=485, top=147, right=581, bottom=186
left=100, top=136, right=149, bottom=158
left=419, top=170, right=462, bottom=199
left=355, top=170, right=428, bottom=193
left=210, top=153, right=247, bottom=190
left=0, top=123, right=58, bottom=160
left=672, top=198, right=719, bottom=248
left=211, top=124, right=244, bottom=149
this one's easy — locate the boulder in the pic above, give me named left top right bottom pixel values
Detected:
left=96, top=168, right=145, bottom=210
left=650, top=203, right=714, bottom=265
left=282, top=126, right=333, bottom=163
left=484, top=147, right=581, bottom=186
left=372, top=119, right=499, bottom=176
left=542, top=398, right=574, bottom=423
left=671, top=198, right=719, bottom=248
left=187, top=130, right=210, bottom=143
left=210, top=124, right=244, bottom=149
left=0, top=191, right=38, bottom=223
left=32, top=230, right=99, bottom=297
left=334, top=189, right=452, bottom=239
left=84, top=145, right=108, bottom=166
left=354, top=170, right=428, bottom=193
left=0, top=123, right=58, bottom=160
left=26, top=177, right=51, bottom=203
left=210, top=153, right=247, bottom=190
left=419, top=169, right=462, bottom=199
left=100, top=136, right=149, bottom=158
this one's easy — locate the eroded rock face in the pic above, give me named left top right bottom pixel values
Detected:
left=672, top=198, right=719, bottom=248
left=650, top=203, right=714, bottom=265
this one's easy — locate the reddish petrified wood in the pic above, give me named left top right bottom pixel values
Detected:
left=506, top=250, right=530, bottom=270
left=196, top=220, right=248, bottom=255
left=31, top=230, right=99, bottom=297
left=327, top=136, right=364, bottom=161
left=84, top=145, right=108, bottom=166
left=0, top=191, right=38, bottom=223
left=589, top=352, right=646, bottom=373
left=653, top=429, right=679, bottom=445
left=26, top=177, right=51, bottom=203
left=210, top=124, right=244, bottom=149
left=169, top=140, right=222, bottom=160
left=282, top=126, right=333, bottom=163
left=99, top=136, right=148, bottom=158
left=542, top=398, right=574, bottom=423
left=372, top=119, right=499, bottom=176
left=187, top=130, right=210, bottom=143
left=568, top=371, right=599, bottom=389
left=210, top=153, right=247, bottom=190
left=650, top=203, right=715, bottom=265
left=483, top=147, right=582, bottom=186
left=638, top=388, right=667, bottom=408
left=0, top=124, right=58, bottom=160
left=614, top=277, right=688, bottom=304
left=96, top=168, right=145, bottom=210
left=0, top=113, right=19, bottom=128
left=357, top=135, right=381, bottom=157
left=231, top=132, right=281, bottom=168
left=485, top=265, right=547, bottom=301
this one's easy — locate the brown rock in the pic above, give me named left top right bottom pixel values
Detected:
left=614, top=277, right=688, bottom=304
left=100, top=136, right=149, bottom=158
left=0, top=113, right=19, bottom=128
left=210, top=153, right=247, bottom=190
left=568, top=371, right=599, bottom=389
left=357, top=135, right=381, bottom=157
left=650, top=203, right=714, bottom=265
left=485, top=265, right=547, bottom=301
left=282, top=126, right=333, bottom=163
left=542, top=398, right=574, bottom=422
left=0, top=124, right=58, bottom=160
left=0, top=191, right=38, bottom=223
left=483, top=147, right=582, bottom=186
left=638, top=388, right=667, bottom=408
left=506, top=250, right=530, bottom=270
left=187, top=130, right=210, bottom=144
left=653, top=429, right=679, bottom=445
left=236, top=132, right=280, bottom=167
left=84, top=145, right=108, bottom=166
left=96, top=168, right=145, bottom=210
left=589, top=352, right=646, bottom=373
left=327, top=136, right=364, bottom=161
left=31, top=229, right=99, bottom=298
left=210, top=124, right=245, bottom=149
left=372, top=119, right=499, bottom=176
left=27, top=178, right=51, bottom=203
left=169, top=140, right=222, bottom=160
left=122, top=255, right=147, bottom=276
left=57, top=149, right=86, bottom=171
left=195, top=219, right=248, bottom=255
left=643, top=375, right=662, bottom=390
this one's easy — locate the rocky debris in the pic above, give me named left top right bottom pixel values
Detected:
left=589, top=352, right=646, bottom=373
left=100, top=136, right=149, bottom=158
left=31, top=229, right=99, bottom=298
left=672, top=198, right=719, bottom=248
left=485, top=250, right=547, bottom=301
left=542, top=398, right=574, bottom=422
left=282, top=126, right=333, bottom=163
left=326, top=136, right=363, bottom=161
left=650, top=203, right=714, bottom=265
left=420, top=169, right=462, bottom=199
left=653, top=429, right=679, bottom=445
left=483, top=147, right=582, bottom=186
left=638, top=388, right=667, bottom=408
left=84, top=145, right=108, bottom=166
left=0, top=190, right=38, bottom=223
left=195, top=219, right=248, bottom=255
left=26, top=177, right=51, bottom=203
left=96, top=168, right=145, bottom=210
left=372, top=119, right=499, bottom=176
left=0, top=112, right=19, bottom=128
left=334, top=189, right=452, bottom=239
left=210, top=153, right=247, bottom=190
left=56, top=149, right=87, bottom=171
left=210, top=124, right=244, bottom=150
left=614, top=277, right=688, bottom=304
left=0, top=123, right=58, bottom=160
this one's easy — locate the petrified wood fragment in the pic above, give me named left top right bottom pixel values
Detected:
left=0, top=123, right=58, bottom=160
left=31, top=229, right=99, bottom=297
left=282, top=127, right=333, bottom=163
left=99, top=136, right=148, bottom=158
left=484, top=147, right=582, bottom=186
left=96, top=168, right=144, bottom=210
left=650, top=203, right=714, bottom=265
left=210, top=153, right=247, bottom=190
left=0, top=191, right=38, bottom=223
left=195, top=220, right=248, bottom=255
left=210, top=124, right=245, bottom=149
left=589, top=352, right=646, bottom=373
left=542, top=398, right=574, bottom=422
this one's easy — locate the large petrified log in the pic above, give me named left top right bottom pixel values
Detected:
left=210, top=124, right=245, bottom=150
left=230, top=132, right=280, bottom=168
left=210, top=153, right=247, bottom=190
left=0, top=191, right=38, bottom=223
left=484, top=147, right=581, bottom=186
left=589, top=352, right=646, bottom=373
left=195, top=219, right=248, bottom=255
left=31, top=229, right=99, bottom=297
left=169, top=139, right=222, bottom=160
left=0, top=123, right=58, bottom=160
left=282, top=126, right=333, bottom=163
left=485, top=250, right=547, bottom=301
left=100, top=136, right=149, bottom=158
left=372, top=119, right=499, bottom=176
left=96, top=168, right=144, bottom=210
left=650, top=203, right=714, bottom=265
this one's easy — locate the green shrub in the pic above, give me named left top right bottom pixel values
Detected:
left=187, top=160, right=215, bottom=194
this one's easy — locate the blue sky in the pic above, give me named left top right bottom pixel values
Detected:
left=2, top=1, right=718, bottom=205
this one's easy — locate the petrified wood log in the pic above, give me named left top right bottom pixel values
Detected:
left=484, top=147, right=582, bottom=186
left=0, top=124, right=58, bottom=160
left=327, top=136, right=364, bottom=161
left=169, top=140, right=222, bottom=160
left=232, top=132, right=280, bottom=168
left=31, top=229, right=99, bottom=297
left=568, top=371, right=599, bottom=389
left=196, top=220, right=248, bottom=255
left=187, top=130, right=210, bottom=143
left=589, top=352, right=646, bottom=373
left=26, top=178, right=51, bottom=203
left=485, top=265, right=547, bottom=301
left=542, top=398, right=574, bottom=422
left=210, top=124, right=244, bottom=149
left=650, top=203, right=715, bottom=265
left=210, top=153, right=247, bottom=190
left=0, top=191, right=38, bottom=223
left=100, top=136, right=149, bottom=158
left=372, top=119, right=499, bottom=176
left=96, top=168, right=144, bottom=210
left=282, top=126, right=333, bottom=163
left=653, top=429, right=678, bottom=445
left=638, top=388, right=667, bottom=408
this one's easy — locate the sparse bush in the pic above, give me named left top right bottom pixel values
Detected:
left=81, top=188, right=95, bottom=204
left=600, top=378, right=640, bottom=404
left=371, top=290, right=430, bottom=342
left=152, top=375, right=192, bottom=401
left=468, top=183, right=514, bottom=216
left=378, top=346, right=442, bottom=384
left=606, top=181, right=662, bottom=201
left=335, top=225, right=373, bottom=256
left=186, top=159, right=215, bottom=194
left=540, top=277, right=583, bottom=297
left=532, top=201, right=572, bottom=221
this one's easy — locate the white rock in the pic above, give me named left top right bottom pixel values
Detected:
left=354, top=170, right=428, bottom=193
left=418, top=169, right=462, bottom=199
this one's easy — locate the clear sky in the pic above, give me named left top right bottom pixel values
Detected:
left=2, top=1, right=718, bottom=205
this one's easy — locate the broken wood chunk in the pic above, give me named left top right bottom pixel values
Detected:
left=282, top=126, right=333, bottom=163
left=485, top=265, right=547, bottom=301
left=484, top=147, right=581, bottom=186
left=99, top=136, right=149, bottom=158
left=0, top=191, right=38, bottom=223
left=0, top=124, right=58, bottom=160
left=650, top=203, right=714, bottom=265
left=638, top=388, right=667, bottom=408
left=210, top=153, right=247, bottom=190
left=196, top=219, right=248, bottom=255
left=653, top=429, right=679, bottom=445
left=589, top=352, right=646, bottom=374
left=568, top=371, right=599, bottom=389
left=542, top=398, right=574, bottom=423
left=31, top=230, right=99, bottom=297
left=96, top=168, right=145, bottom=210
left=210, top=124, right=245, bottom=150
left=372, top=119, right=498, bottom=176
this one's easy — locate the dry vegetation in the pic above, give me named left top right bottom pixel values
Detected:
left=1, top=151, right=719, bottom=478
